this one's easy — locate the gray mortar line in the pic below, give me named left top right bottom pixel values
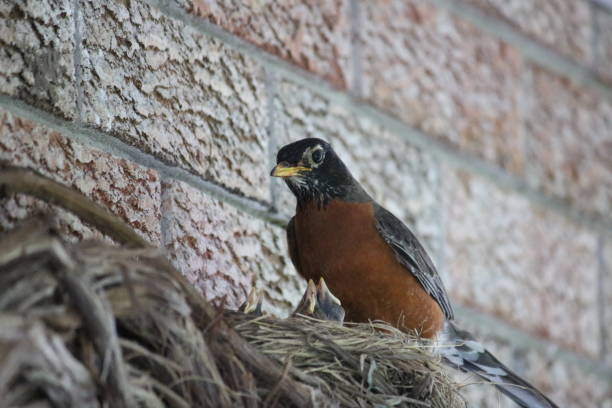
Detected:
left=429, top=0, right=612, bottom=102
left=142, top=0, right=612, bottom=240
left=265, top=68, right=281, bottom=211
left=455, top=305, right=612, bottom=381
left=145, top=0, right=612, bottom=105
left=2, top=93, right=611, bottom=379
left=519, top=57, right=532, bottom=191
left=597, top=236, right=609, bottom=360
left=158, top=175, right=172, bottom=247
left=72, top=0, right=83, bottom=121
left=592, top=1, right=601, bottom=76
left=350, top=101, right=612, bottom=240
left=0, top=94, right=288, bottom=228
left=349, top=0, right=363, bottom=97
left=435, top=166, right=448, bottom=287
left=144, top=0, right=336, bottom=96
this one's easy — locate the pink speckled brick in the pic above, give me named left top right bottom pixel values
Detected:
left=360, top=0, right=525, bottom=174
left=523, top=65, right=612, bottom=218
left=450, top=321, right=612, bottom=407
left=0, top=0, right=76, bottom=118
left=442, top=168, right=599, bottom=357
left=464, top=0, right=592, bottom=63
left=595, top=8, right=612, bottom=84
left=0, top=111, right=162, bottom=244
left=161, top=179, right=305, bottom=316
left=182, top=0, right=351, bottom=87
left=79, top=0, right=270, bottom=202
left=603, top=239, right=612, bottom=365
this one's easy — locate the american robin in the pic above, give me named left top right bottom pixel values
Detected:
left=271, top=138, right=558, bottom=408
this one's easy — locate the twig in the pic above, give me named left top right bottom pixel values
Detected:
left=59, top=271, right=132, bottom=408
left=263, top=356, right=292, bottom=408
left=0, top=166, right=150, bottom=248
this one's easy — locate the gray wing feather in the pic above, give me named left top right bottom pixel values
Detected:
left=373, top=203, right=454, bottom=320
left=440, top=322, right=559, bottom=408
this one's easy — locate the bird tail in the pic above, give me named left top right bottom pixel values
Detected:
left=437, top=321, right=558, bottom=408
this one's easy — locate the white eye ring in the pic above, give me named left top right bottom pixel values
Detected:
left=309, top=146, right=325, bottom=166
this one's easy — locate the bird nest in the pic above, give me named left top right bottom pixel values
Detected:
left=0, top=166, right=464, bottom=408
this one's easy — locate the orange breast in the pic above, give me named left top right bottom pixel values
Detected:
left=293, top=200, right=444, bottom=338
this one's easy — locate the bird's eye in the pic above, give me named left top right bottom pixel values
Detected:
left=311, top=149, right=324, bottom=164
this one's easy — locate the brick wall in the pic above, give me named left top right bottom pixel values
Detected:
left=1, top=0, right=611, bottom=406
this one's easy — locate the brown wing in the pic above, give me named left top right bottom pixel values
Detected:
left=286, top=217, right=301, bottom=273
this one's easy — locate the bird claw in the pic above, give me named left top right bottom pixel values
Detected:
left=239, top=287, right=264, bottom=315
left=293, top=278, right=345, bottom=323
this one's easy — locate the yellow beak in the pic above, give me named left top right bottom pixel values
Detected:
left=270, top=162, right=311, bottom=178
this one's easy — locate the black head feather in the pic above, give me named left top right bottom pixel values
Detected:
left=273, top=138, right=371, bottom=207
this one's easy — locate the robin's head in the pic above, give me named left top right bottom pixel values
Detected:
left=271, top=138, right=370, bottom=206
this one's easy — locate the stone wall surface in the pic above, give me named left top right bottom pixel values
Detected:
left=161, top=179, right=304, bottom=315
left=603, top=239, right=612, bottom=366
left=441, top=168, right=600, bottom=357
left=595, top=6, right=612, bottom=84
left=175, top=0, right=351, bottom=87
left=463, top=0, right=593, bottom=63
left=79, top=0, right=270, bottom=201
left=1, top=0, right=611, bottom=406
left=0, top=0, right=76, bottom=118
left=0, top=110, right=161, bottom=243
left=450, top=313, right=612, bottom=407
left=360, top=0, right=525, bottom=174
left=524, top=65, right=612, bottom=217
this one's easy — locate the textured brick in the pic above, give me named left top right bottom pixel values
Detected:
left=360, top=0, right=524, bottom=174
left=272, top=79, right=443, bottom=263
left=161, top=179, right=305, bottom=316
left=0, top=111, right=161, bottom=244
left=524, top=65, right=612, bottom=217
left=603, top=238, right=612, bottom=365
left=180, top=0, right=351, bottom=87
left=595, top=7, right=612, bottom=85
left=449, top=320, right=612, bottom=407
left=79, top=0, right=269, bottom=201
left=464, top=0, right=592, bottom=63
left=441, top=169, right=599, bottom=356
left=0, top=194, right=107, bottom=244
left=0, top=0, right=76, bottom=118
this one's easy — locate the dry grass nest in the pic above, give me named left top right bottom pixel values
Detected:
left=0, top=166, right=464, bottom=408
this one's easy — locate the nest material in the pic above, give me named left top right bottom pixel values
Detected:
left=227, top=314, right=461, bottom=407
left=0, top=166, right=464, bottom=408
